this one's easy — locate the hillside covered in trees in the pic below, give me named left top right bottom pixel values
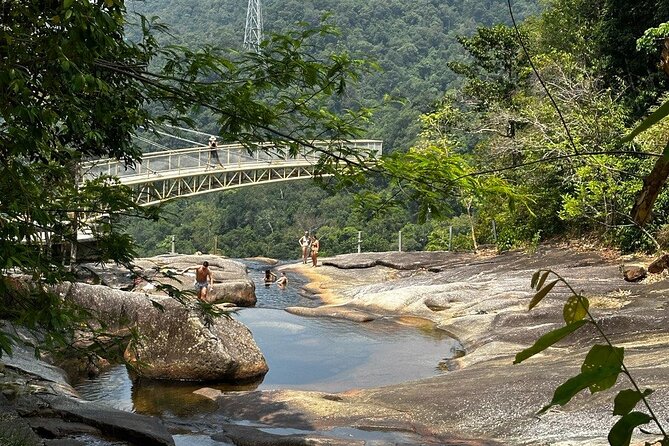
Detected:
left=123, top=0, right=541, bottom=259
left=123, top=0, right=669, bottom=260
left=127, top=0, right=540, bottom=150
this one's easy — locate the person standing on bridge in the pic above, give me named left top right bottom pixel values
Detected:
left=208, top=136, right=223, bottom=168
left=298, top=231, right=310, bottom=264
left=194, top=261, right=214, bottom=301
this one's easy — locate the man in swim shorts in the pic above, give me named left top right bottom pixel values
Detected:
left=195, top=261, right=214, bottom=301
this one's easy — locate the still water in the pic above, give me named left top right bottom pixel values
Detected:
left=74, top=261, right=462, bottom=444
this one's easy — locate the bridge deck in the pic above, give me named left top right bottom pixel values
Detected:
left=80, top=140, right=382, bottom=205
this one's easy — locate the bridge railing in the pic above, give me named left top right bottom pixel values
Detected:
left=80, top=139, right=383, bottom=183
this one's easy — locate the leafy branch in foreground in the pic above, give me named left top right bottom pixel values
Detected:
left=515, top=270, right=668, bottom=446
left=0, top=0, right=371, bottom=359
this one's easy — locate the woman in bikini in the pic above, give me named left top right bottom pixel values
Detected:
left=310, top=235, right=320, bottom=267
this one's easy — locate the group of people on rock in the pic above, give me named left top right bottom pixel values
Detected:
left=299, top=231, right=320, bottom=267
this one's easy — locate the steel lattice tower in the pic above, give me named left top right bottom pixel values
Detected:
left=244, top=0, right=263, bottom=53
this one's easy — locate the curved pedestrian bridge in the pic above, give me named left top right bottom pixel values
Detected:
left=80, top=140, right=382, bottom=206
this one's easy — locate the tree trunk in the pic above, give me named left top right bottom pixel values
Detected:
left=632, top=144, right=669, bottom=226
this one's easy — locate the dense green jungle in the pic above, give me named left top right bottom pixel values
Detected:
left=4, top=3, right=669, bottom=444
left=120, top=0, right=669, bottom=260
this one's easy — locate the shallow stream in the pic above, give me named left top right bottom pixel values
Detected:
left=74, top=260, right=462, bottom=445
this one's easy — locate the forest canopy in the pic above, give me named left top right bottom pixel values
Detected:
left=124, top=0, right=669, bottom=259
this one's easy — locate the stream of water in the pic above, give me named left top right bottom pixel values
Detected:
left=74, top=260, right=463, bottom=445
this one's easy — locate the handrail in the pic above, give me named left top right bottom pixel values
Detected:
left=80, top=139, right=382, bottom=184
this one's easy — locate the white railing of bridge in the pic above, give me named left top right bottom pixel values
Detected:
left=80, top=139, right=383, bottom=183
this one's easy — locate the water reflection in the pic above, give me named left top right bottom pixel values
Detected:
left=235, top=308, right=457, bottom=392
left=130, top=377, right=260, bottom=417
left=74, top=260, right=461, bottom=418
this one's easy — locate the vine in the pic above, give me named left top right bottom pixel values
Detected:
left=516, top=270, right=668, bottom=446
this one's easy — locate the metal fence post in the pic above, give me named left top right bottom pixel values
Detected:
left=448, top=226, right=453, bottom=251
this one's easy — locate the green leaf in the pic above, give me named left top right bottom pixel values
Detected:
left=514, top=320, right=588, bottom=364
left=530, top=270, right=541, bottom=289
left=0, top=333, right=14, bottom=357
left=63, top=0, right=74, bottom=9
left=622, top=100, right=669, bottom=143
left=613, top=389, right=653, bottom=416
left=539, top=364, right=621, bottom=414
left=581, top=344, right=624, bottom=393
left=529, top=279, right=558, bottom=310
left=563, top=295, right=589, bottom=323
left=535, top=271, right=550, bottom=290
left=608, top=411, right=652, bottom=446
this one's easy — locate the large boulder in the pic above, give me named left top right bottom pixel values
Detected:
left=78, top=254, right=256, bottom=307
left=123, top=300, right=268, bottom=381
left=58, top=282, right=268, bottom=382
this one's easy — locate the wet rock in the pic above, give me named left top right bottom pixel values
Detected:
left=212, top=423, right=365, bottom=446
left=2, top=349, right=74, bottom=395
left=1, top=340, right=175, bottom=446
left=285, top=305, right=377, bottom=322
left=27, top=417, right=101, bottom=438
left=47, top=396, right=175, bottom=445
left=193, top=387, right=223, bottom=400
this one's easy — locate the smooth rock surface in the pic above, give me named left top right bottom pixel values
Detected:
left=79, top=254, right=256, bottom=306
left=0, top=343, right=175, bottom=446
left=211, top=248, right=669, bottom=446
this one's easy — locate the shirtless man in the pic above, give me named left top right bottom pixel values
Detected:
left=195, top=261, right=214, bottom=301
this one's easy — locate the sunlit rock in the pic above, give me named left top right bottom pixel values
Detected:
left=78, top=254, right=256, bottom=307
left=123, top=300, right=268, bottom=381
left=58, top=282, right=267, bottom=382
